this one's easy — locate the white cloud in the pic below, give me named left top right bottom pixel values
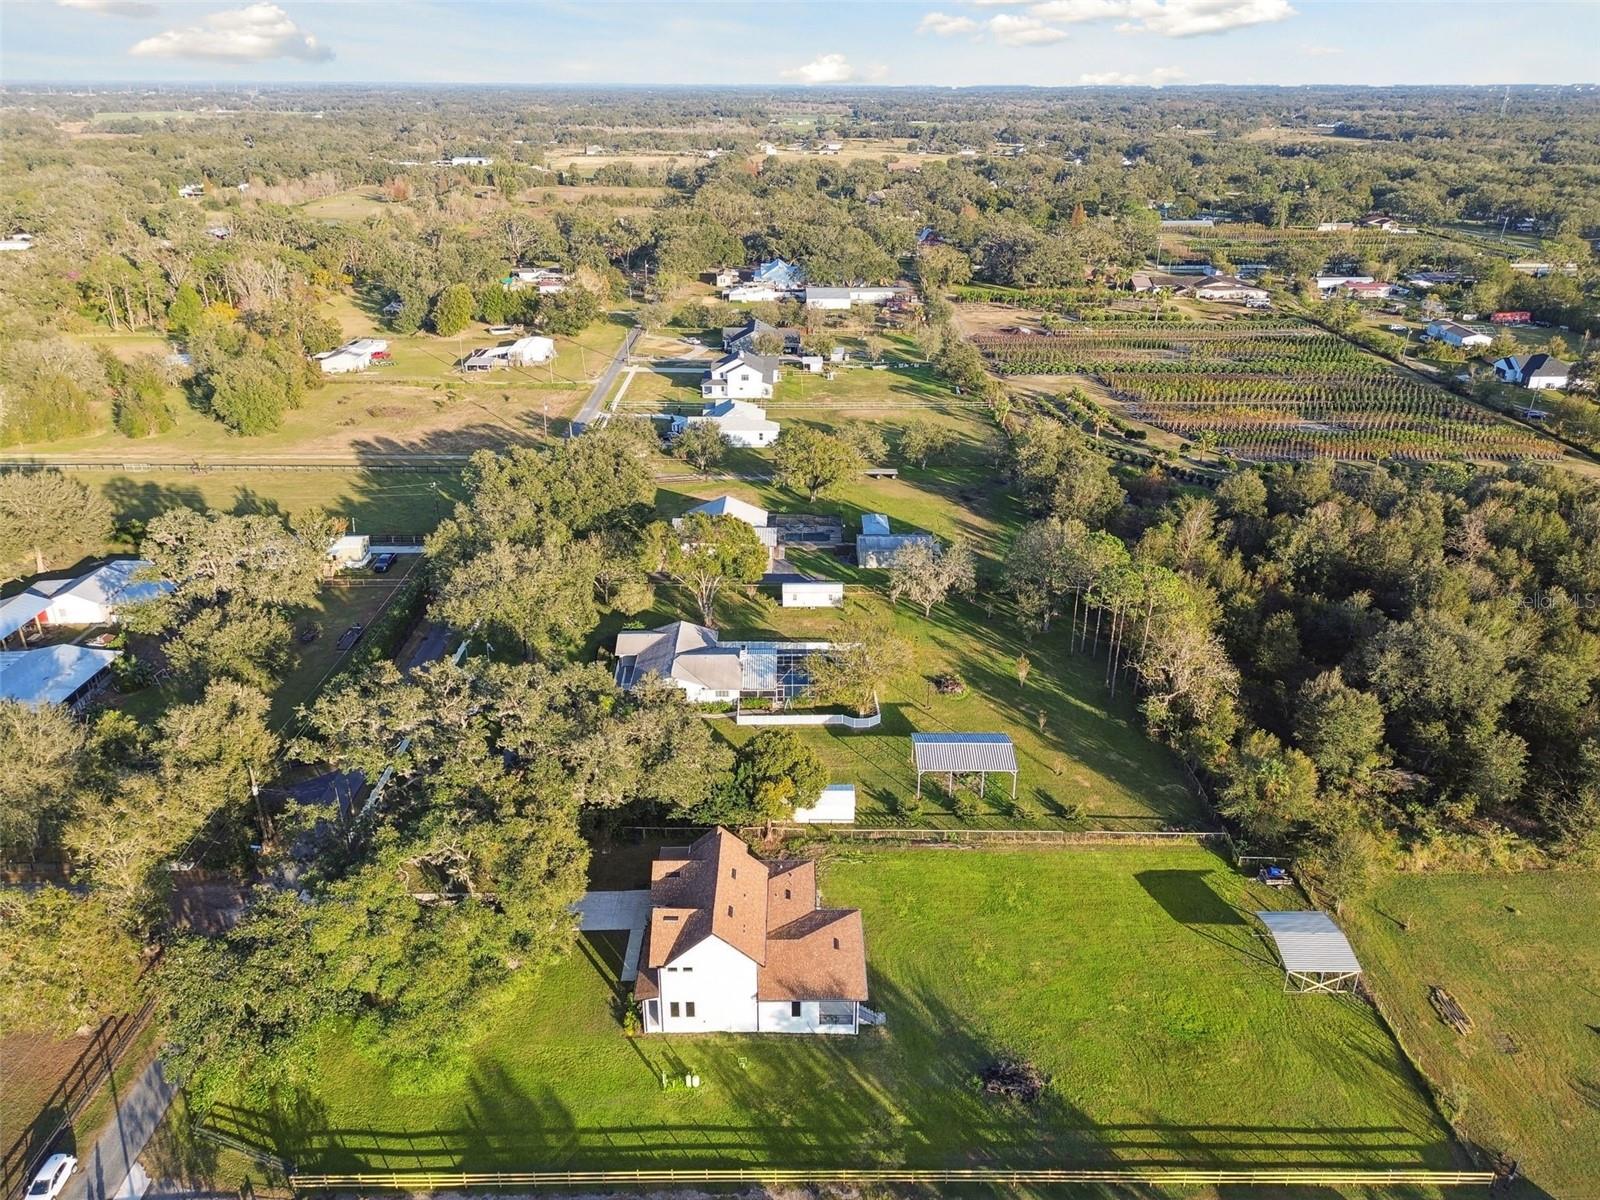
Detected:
left=1028, top=0, right=1127, bottom=21
left=1078, top=65, right=1187, bottom=84
left=1300, top=42, right=1342, bottom=56
left=782, top=53, right=885, bottom=84
left=961, top=0, right=1295, bottom=38
left=57, top=0, right=158, bottom=16
left=129, top=3, right=332, bottom=61
left=1121, top=0, right=1295, bottom=37
left=988, top=13, right=1069, bottom=45
left=918, top=11, right=979, bottom=35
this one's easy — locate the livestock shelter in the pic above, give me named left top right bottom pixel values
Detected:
left=1255, top=910, right=1364, bottom=994
left=910, top=733, right=1018, bottom=801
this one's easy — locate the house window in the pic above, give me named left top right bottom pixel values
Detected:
left=663, top=914, right=679, bottom=922
left=669, top=1002, right=680, bottom=1018
left=730, top=867, right=737, bottom=879
left=833, top=937, right=840, bottom=950
left=682, top=967, right=693, bottom=973
left=685, top=1002, right=696, bottom=1018
left=727, top=905, right=734, bottom=917
left=784, top=888, right=791, bottom=900
left=791, top=1001, right=802, bottom=1018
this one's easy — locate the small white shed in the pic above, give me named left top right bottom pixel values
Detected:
left=327, top=534, right=372, bottom=570
left=782, top=580, right=845, bottom=608
left=793, top=783, right=856, bottom=824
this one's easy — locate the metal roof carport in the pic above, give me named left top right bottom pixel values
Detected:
left=1255, top=910, right=1364, bottom=994
left=911, top=733, right=1018, bottom=801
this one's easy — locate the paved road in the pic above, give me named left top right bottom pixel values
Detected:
left=63, top=1061, right=173, bottom=1200
left=570, top=889, right=651, bottom=982
left=572, top=326, right=640, bottom=432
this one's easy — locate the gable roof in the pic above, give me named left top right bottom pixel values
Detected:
left=701, top=399, right=779, bottom=430
left=1255, top=910, right=1362, bottom=975
left=1521, top=353, right=1570, bottom=380
left=1191, top=275, right=1262, bottom=291
left=708, top=352, right=781, bottom=384
left=615, top=620, right=745, bottom=693
left=722, top=319, right=800, bottom=348
left=759, top=908, right=868, bottom=1002
left=0, top=645, right=119, bottom=708
left=685, top=494, right=769, bottom=527
left=647, top=828, right=771, bottom=965
left=640, top=829, right=868, bottom=1004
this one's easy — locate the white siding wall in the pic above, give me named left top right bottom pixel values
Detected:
left=46, top=594, right=113, bottom=625
left=658, top=936, right=758, bottom=1032
left=782, top=582, right=845, bottom=608
left=756, top=1001, right=858, bottom=1034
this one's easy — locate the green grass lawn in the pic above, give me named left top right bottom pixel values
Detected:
left=1344, top=871, right=1600, bottom=1197
left=82, top=468, right=464, bottom=533
left=205, top=847, right=1456, bottom=1181
left=666, top=589, right=1198, bottom=828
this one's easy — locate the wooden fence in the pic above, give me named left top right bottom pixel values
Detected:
left=1, top=992, right=157, bottom=1200
left=763, top=824, right=1233, bottom=847
left=288, top=1165, right=1494, bottom=1191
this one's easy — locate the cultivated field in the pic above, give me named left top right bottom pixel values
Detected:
left=202, top=847, right=1458, bottom=1184
left=1346, top=871, right=1600, bottom=1198
left=975, top=321, right=1558, bottom=463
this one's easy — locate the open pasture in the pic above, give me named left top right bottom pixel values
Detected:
left=204, top=848, right=1458, bottom=1185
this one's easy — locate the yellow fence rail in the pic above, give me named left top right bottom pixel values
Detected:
left=290, top=1166, right=1496, bottom=1190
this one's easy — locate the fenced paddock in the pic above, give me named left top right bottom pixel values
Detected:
left=289, top=1166, right=1494, bottom=1189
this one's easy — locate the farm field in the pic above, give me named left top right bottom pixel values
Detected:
left=1346, top=871, right=1600, bottom=1199
left=975, top=320, right=1559, bottom=463
left=203, top=847, right=1458, bottom=1186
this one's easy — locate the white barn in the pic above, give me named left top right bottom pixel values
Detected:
left=803, top=285, right=899, bottom=310
left=1426, top=320, right=1492, bottom=349
left=316, top=338, right=389, bottom=374
left=463, top=336, right=556, bottom=371
left=1, top=559, right=173, bottom=649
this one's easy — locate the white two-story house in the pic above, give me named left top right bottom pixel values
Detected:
left=635, top=828, right=870, bottom=1035
left=702, top=352, right=780, bottom=402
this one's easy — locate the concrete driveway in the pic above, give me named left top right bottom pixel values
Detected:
left=570, top=889, right=651, bottom=982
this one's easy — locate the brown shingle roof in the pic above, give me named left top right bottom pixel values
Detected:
left=644, top=828, right=769, bottom=965
left=758, top=909, right=869, bottom=1002
left=766, top=859, right=815, bottom=930
left=638, top=828, right=867, bottom=1004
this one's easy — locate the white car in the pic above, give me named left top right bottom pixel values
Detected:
left=28, top=1155, right=76, bottom=1200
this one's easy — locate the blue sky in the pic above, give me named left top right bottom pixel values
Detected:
left=2, top=0, right=1597, bottom=86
